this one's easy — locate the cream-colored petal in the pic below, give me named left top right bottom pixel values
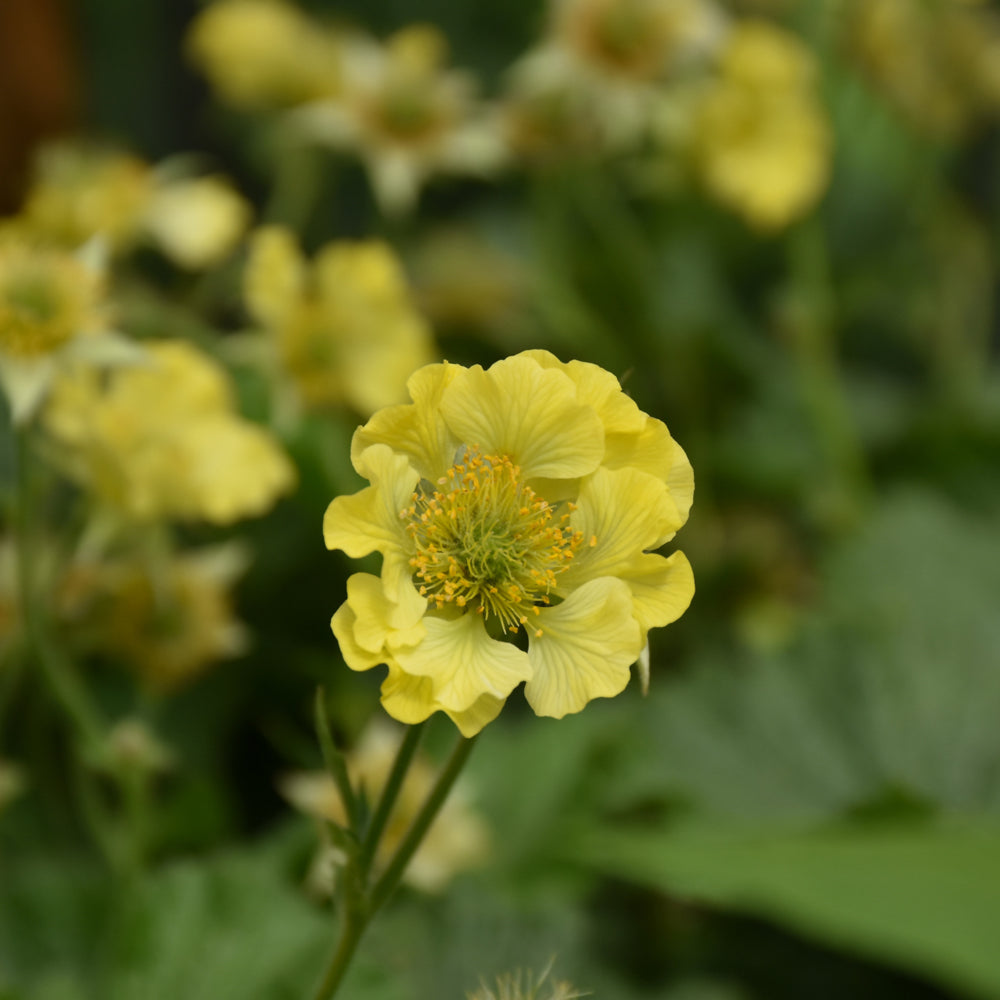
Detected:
left=380, top=664, right=439, bottom=725
left=0, top=355, right=55, bottom=425
left=440, top=355, right=604, bottom=479
left=561, top=466, right=684, bottom=591
left=521, top=350, right=646, bottom=434
left=346, top=571, right=426, bottom=650
left=331, top=599, right=384, bottom=671
left=350, top=362, right=464, bottom=479
left=605, top=416, right=694, bottom=528
left=444, top=693, right=505, bottom=737
left=619, top=550, right=695, bottom=633
left=369, top=150, right=423, bottom=217
left=323, top=443, right=418, bottom=558
left=395, top=612, right=531, bottom=713
left=525, top=577, right=641, bottom=718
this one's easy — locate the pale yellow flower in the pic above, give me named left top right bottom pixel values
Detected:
left=324, top=351, right=694, bottom=736
left=243, top=226, right=435, bottom=416
left=509, top=0, right=726, bottom=149
left=44, top=339, right=295, bottom=524
left=142, top=175, right=251, bottom=270
left=19, top=142, right=251, bottom=269
left=20, top=143, right=154, bottom=253
left=294, top=25, right=507, bottom=214
left=88, top=544, right=250, bottom=693
left=693, top=20, right=832, bottom=230
left=0, top=236, right=137, bottom=424
left=186, top=0, right=343, bottom=109
left=280, top=720, right=489, bottom=894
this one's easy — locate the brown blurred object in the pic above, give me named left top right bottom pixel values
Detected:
left=0, top=0, right=79, bottom=212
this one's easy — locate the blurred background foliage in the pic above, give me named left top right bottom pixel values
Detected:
left=2, top=0, right=1000, bottom=998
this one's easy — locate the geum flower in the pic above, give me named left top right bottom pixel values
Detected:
left=325, top=351, right=694, bottom=737
left=0, top=236, right=136, bottom=424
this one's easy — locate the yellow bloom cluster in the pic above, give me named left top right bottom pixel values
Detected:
left=244, top=227, right=435, bottom=415
left=692, top=20, right=832, bottom=230
left=280, top=721, right=488, bottom=894
left=44, top=340, right=295, bottom=524
left=325, top=351, right=694, bottom=736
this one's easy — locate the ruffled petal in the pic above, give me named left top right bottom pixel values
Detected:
left=521, top=350, right=646, bottom=435
left=605, top=417, right=694, bottom=527
left=440, top=355, right=604, bottom=479
left=380, top=665, right=439, bottom=725
left=323, top=443, right=418, bottom=558
left=525, top=577, right=642, bottom=718
left=561, top=466, right=684, bottom=591
left=395, top=612, right=532, bottom=713
left=350, top=362, right=465, bottom=479
left=619, top=550, right=695, bottom=634
left=379, top=665, right=505, bottom=736
left=331, top=600, right=384, bottom=671
left=346, top=572, right=425, bottom=648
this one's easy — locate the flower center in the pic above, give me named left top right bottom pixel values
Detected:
left=0, top=250, right=92, bottom=358
left=402, top=449, right=584, bottom=635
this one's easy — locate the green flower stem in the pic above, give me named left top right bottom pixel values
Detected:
left=310, top=726, right=479, bottom=1000
left=356, top=721, right=425, bottom=877
left=369, top=731, right=478, bottom=911
left=13, top=428, right=103, bottom=751
left=314, top=689, right=360, bottom=832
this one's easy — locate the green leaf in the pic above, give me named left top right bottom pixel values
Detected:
left=571, top=821, right=1000, bottom=1000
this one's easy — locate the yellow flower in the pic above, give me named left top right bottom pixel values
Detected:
left=294, top=25, right=507, bottom=214
left=0, top=236, right=137, bottom=424
left=21, top=143, right=154, bottom=252
left=44, top=339, right=295, bottom=523
left=692, top=20, right=832, bottom=230
left=508, top=0, right=725, bottom=149
left=19, top=142, right=251, bottom=269
left=88, top=544, right=250, bottom=694
left=280, top=720, right=489, bottom=894
left=142, top=176, right=251, bottom=270
left=186, top=0, right=343, bottom=109
left=243, top=226, right=436, bottom=415
left=324, top=351, right=694, bottom=736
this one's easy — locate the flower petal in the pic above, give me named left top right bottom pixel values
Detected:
left=346, top=571, right=425, bottom=648
left=620, top=550, right=695, bottom=634
left=525, top=577, right=641, bottom=718
left=395, top=612, right=531, bottom=713
left=331, top=600, right=384, bottom=671
left=380, top=665, right=439, bottom=725
left=561, top=466, right=684, bottom=591
left=323, top=443, right=418, bottom=558
left=0, top=355, right=55, bottom=425
left=605, top=417, right=694, bottom=526
left=440, top=355, right=604, bottom=479
left=350, top=362, right=464, bottom=479
left=521, top=350, right=646, bottom=434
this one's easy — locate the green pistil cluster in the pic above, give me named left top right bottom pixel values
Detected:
left=402, top=449, right=584, bottom=635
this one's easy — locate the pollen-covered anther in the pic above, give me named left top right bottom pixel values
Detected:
left=402, top=448, right=586, bottom=633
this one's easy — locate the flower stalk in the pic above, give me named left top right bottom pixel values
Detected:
left=310, top=708, right=478, bottom=1000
